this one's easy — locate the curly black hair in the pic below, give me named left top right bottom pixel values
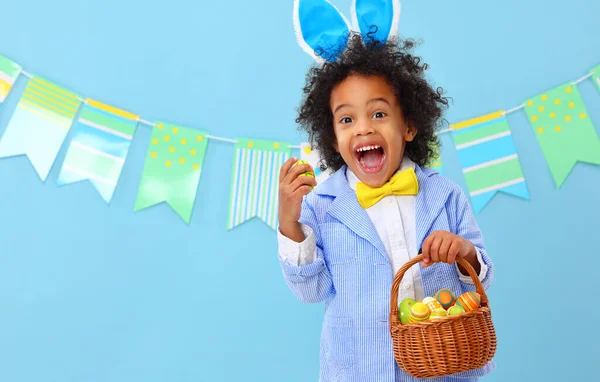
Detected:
left=296, top=32, right=449, bottom=172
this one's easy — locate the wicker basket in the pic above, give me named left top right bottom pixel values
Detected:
left=389, top=254, right=497, bottom=379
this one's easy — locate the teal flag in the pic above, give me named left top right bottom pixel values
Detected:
left=524, top=83, right=600, bottom=187
left=451, top=111, right=529, bottom=213
left=57, top=99, right=138, bottom=203
left=134, top=123, right=208, bottom=223
left=228, top=138, right=290, bottom=230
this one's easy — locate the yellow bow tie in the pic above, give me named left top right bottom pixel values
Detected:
left=356, top=168, right=419, bottom=209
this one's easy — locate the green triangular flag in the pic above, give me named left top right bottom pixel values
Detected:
left=523, top=83, right=600, bottom=187
left=134, top=122, right=208, bottom=223
left=591, top=64, right=600, bottom=93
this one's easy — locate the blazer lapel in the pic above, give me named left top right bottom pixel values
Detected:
left=415, top=165, right=453, bottom=246
left=316, top=167, right=389, bottom=261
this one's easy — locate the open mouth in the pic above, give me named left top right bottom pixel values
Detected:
left=355, top=145, right=386, bottom=174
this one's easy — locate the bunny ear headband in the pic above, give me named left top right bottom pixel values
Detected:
left=293, top=0, right=401, bottom=63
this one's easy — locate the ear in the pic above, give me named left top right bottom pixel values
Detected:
left=293, top=0, right=352, bottom=63
left=404, top=123, right=417, bottom=142
left=351, top=0, right=401, bottom=43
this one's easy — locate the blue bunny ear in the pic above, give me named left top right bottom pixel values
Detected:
left=293, top=0, right=351, bottom=62
left=351, top=0, right=401, bottom=43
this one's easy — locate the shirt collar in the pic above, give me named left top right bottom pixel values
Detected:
left=346, top=156, right=416, bottom=191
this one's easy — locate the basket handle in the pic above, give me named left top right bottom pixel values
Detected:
left=389, top=253, right=489, bottom=324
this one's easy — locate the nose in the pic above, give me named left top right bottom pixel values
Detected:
left=353, top=119, right=375, bottom=136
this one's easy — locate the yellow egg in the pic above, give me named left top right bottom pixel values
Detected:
left=292, top=160, right=315, bottom=177
left=408, top=302, right=430, bottom=323
left=429, top=309, right=448, bottom=320
left=423, top=296, right=443, bottom=312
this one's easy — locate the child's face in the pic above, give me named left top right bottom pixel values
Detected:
left=330, top=74, right=416, bottom=188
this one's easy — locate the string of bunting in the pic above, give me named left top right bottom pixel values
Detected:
left=1, top=53, right=599, bottom=228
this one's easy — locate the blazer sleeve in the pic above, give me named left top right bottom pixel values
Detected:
left=454, top=187, right=494, bottom=291
left=277, top=197, right=334, bottom=304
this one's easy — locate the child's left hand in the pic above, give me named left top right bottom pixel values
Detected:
left=420, top=231, right=477, bottom=268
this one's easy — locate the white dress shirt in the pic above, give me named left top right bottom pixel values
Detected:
left=278, top=157, right=488, bottom=301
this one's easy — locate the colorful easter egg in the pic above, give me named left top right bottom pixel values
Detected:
left=456, top=292, right=481, bottom=312
left=408, top=302, right=430, bottom=323
left=435, top=289, right=457, bottom=309
left=429, top=309, right=448, bottom=320
left=399, top=298, right=416, bottom=324
left=423, top=296, right=444, bottom=312
left=448, top=305, right=466, bottom=316
left=292, top=160, right=315, bottom=177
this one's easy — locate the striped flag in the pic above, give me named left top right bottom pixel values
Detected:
left=523, top=83, right=600, bottom=187
left=299, top=142, right=333, bottom=184
left=57, top=99, right=138, bottom=203
left=451, top=111, right=529, bottom=214
left=228, top=138, right=290, bottom=230
left=0, top=75, right=80, bottom=181
left=591, top=64, right=600, bottom=93
left=134, top=123, right=208, bottom=223
left=0, top=54, right=21, bottom=108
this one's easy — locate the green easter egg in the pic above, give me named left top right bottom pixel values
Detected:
left=448, top=305, right=466, bottom=316
left=399, top=298, right=416, bottom=324
left=293, top=160, right=315, bottom=177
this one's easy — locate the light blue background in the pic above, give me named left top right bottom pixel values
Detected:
left=1, top=0, right=599, bottom=381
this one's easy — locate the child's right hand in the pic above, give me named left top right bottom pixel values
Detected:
left=278, top=157, right=317, bottom=240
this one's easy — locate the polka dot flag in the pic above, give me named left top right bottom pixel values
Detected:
left=134, top=123, right=208, bottom=223
left=228, top=138, right=290, bottom=230
left=524, top=83, right=600, bottom=187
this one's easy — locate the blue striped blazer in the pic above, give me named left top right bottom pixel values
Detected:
left=278, top=164, right=495, bottom=381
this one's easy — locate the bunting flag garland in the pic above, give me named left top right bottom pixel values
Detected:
left=2, top=50, right=600, bottom=227
left=300, top=142, right=333, bottom=184
left=57, top=99, right=138, bottom=203
left=523, top=83, right=600, bottom=188
left=0, top=76, right=80, bottom=181
left=592, top=64, right=600, bottom=92
left=451, top=111, right=529, bottom=213
left=228, top=138, right=290, bottom=230
left=0, top=54, right=21, bottom=108
left=134, top=123, right=208, bottom=223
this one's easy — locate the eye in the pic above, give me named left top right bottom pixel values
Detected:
left=372, top=111, right=387, bottom=119
left=339, top=117, right=353, bottom=124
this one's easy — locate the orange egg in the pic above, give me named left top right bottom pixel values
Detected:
left=435, top=289, right=456, bottom=309
left=455, top=292, right=481, bottom=312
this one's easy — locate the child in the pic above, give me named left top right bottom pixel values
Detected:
left=277, top=34, right=495, bottom=381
